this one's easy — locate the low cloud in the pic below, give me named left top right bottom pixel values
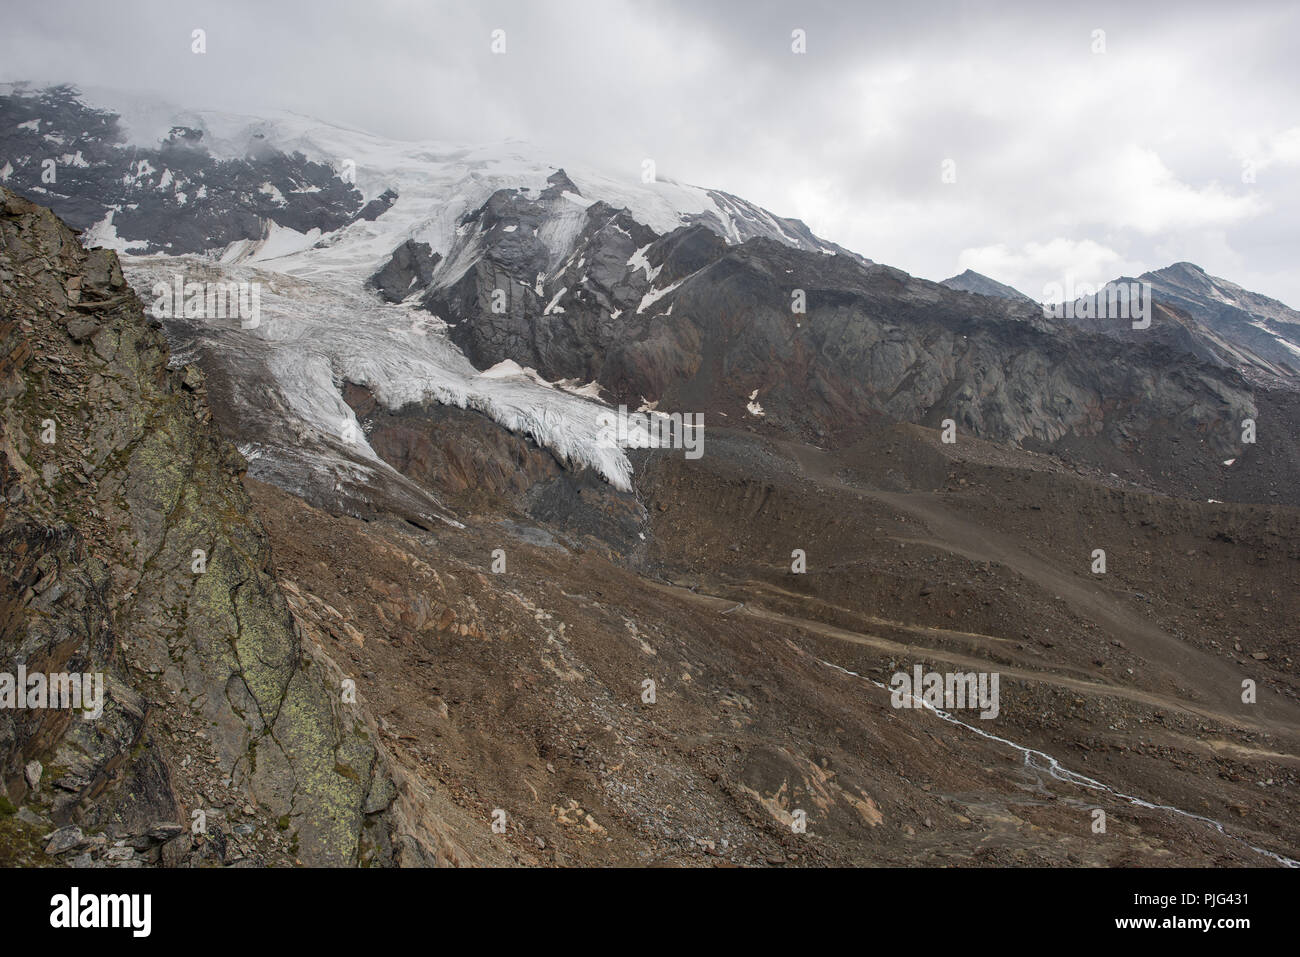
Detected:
left=1, top=0, right=1297, bottom=304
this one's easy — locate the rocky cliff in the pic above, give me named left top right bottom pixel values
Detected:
left=0, top=187, right=472, bottom=867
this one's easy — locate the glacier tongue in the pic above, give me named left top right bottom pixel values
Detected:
left=122, top=256, right=636, bottom=493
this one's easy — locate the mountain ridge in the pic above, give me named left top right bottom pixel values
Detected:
left=2, top=84, right=1297, bottom=510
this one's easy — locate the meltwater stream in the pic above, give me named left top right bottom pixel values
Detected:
left=813, top=654, right=1299, bottom=868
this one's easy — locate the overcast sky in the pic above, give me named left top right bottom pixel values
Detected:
left=4, top=0, right=1298, bottom=305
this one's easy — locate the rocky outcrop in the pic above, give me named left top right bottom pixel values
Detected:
left=0, top=84, right=369, bottom=254
left=369, top=239, right=440, bottom=303
left=0, top=187, right=465, bottom=866
left=342, top=382, right=647, bottom=556
left=1066, top=262, right=1300, bottom=382
left=357, top=188, right=399, bottom=223
left=425, top=174, right=660, bottom=381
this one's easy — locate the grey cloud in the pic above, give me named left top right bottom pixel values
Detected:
left=1, top=0, right=1297, bottom=302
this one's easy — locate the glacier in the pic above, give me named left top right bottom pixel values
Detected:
left=63, top=89, right=838, bottom=500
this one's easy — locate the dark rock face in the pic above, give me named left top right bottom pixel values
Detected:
left=369, top=239, right=440, bottom=303
left=422, top=172, right=660, bottom=382
left=0, top=85, right=369, bottom=254
left=424, top=181, right=735, bottom=388
left=357, top=188, right=399, bottom=222
left=0, top=187, right=461, bottom=866
left=1064, top=262, right=1300, bottom=382
left=427, top=209, right=1264, bottom=483
left=341, top=382, right=647, bottom=556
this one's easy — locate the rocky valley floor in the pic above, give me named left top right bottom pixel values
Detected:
left=239, top=411, right=1300, bottom=867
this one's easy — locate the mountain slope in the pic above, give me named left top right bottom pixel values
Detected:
left=0, top=186, right=485, bottom=867
left=1063, top=262, right=1300, bottom=384
left=0, top=84, right=860, bottom=507
left=1141, top=262, right=1300, bottom=379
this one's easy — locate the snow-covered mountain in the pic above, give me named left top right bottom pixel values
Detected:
left=0, top=82, right=846, bottom=265
left=4, top=83, right=1298, bottom=516
left=0, top=83, right=856, bottom=508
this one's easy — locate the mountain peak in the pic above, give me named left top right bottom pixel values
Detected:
left=1150, top=261, right=1209, bottom=280
left=939, top=269, right=1034, bottom=303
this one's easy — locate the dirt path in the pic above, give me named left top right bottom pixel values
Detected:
left=776, top=440, right=1300, bottom=732
left=644, top=578, right=1300, bottom=758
